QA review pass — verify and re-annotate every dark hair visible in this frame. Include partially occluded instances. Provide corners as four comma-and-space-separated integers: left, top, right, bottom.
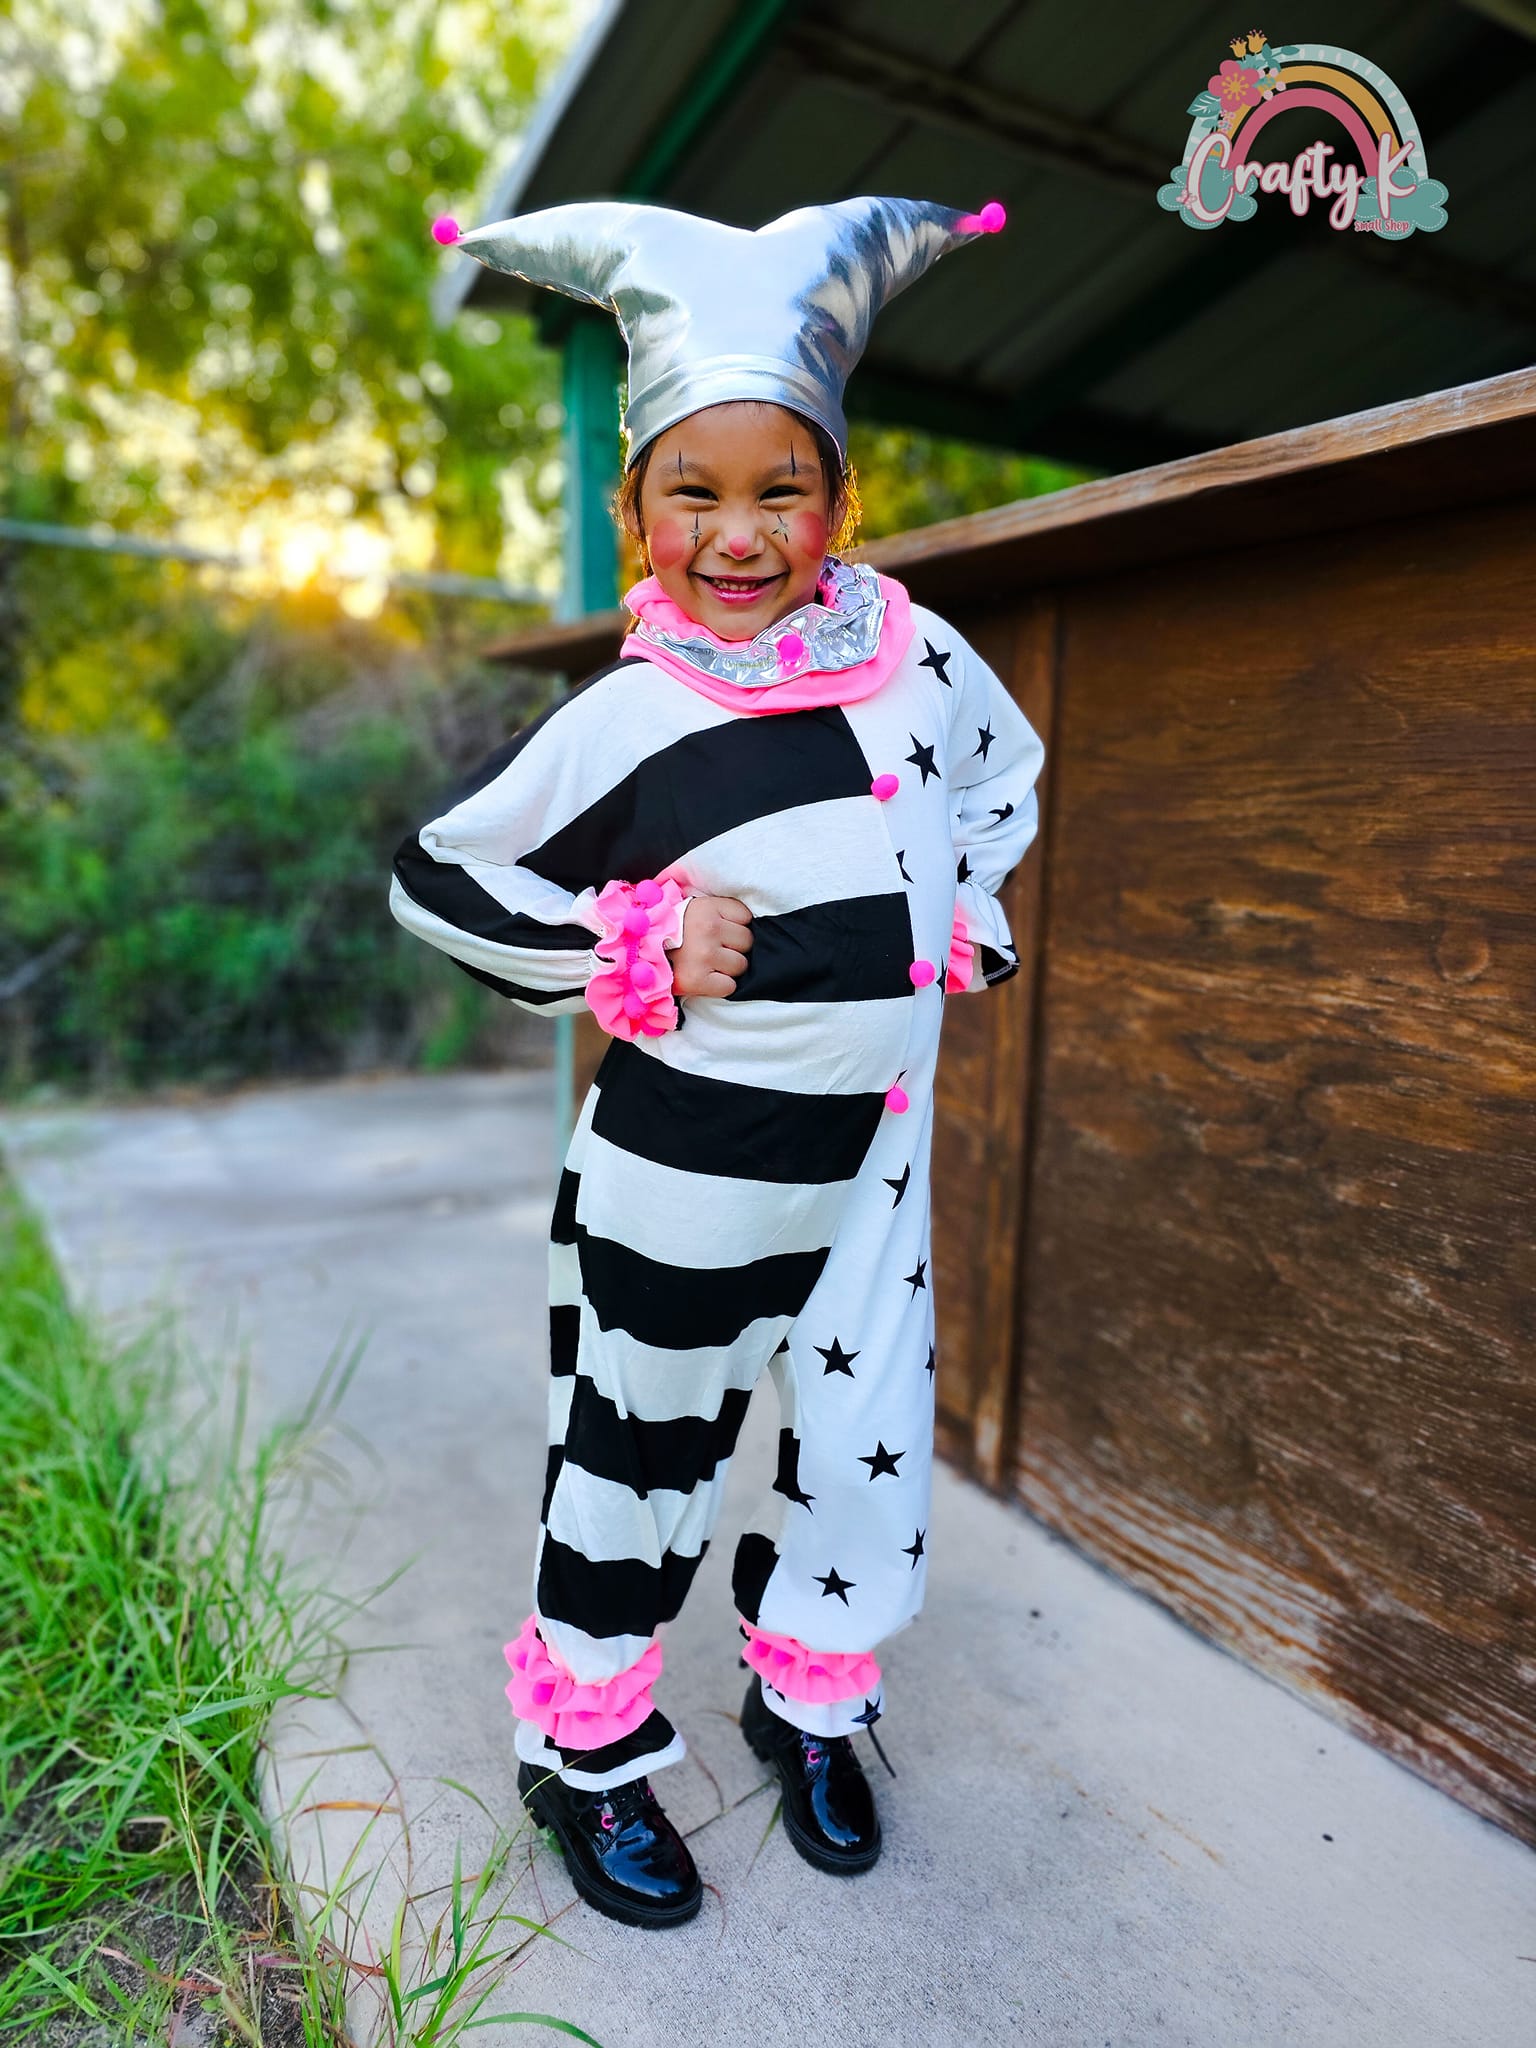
611, 403, 855, 564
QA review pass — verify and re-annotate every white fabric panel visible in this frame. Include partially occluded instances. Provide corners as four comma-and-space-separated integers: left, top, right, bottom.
566, 1303, 788, 1423
545, 1458, 730, 1565
681, 794, 900, 914
574, 1129, 851, 1269
647, 993, 912, 1094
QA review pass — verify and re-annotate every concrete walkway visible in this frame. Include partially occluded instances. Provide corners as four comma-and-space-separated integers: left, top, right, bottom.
3, 1069, 1532, 2048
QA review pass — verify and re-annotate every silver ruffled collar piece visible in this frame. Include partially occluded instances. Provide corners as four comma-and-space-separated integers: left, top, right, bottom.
629, 558, 887, 687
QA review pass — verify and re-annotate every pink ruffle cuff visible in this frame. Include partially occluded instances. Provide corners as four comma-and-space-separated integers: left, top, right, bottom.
504, 1614, 663, 1750
585, 874, 690, 1041
948, 907, 975, 992
738, 1618, 882, 1705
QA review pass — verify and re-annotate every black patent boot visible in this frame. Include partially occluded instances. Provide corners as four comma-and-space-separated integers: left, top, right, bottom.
518, 1761, 702, 1928
740, 1673, 882, 1874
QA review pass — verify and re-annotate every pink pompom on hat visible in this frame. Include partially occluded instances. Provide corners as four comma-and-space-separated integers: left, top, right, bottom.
504, 1614, 663, 1750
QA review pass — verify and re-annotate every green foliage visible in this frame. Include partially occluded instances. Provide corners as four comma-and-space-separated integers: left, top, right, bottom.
0, 591, 558, 1097
0, 1168, 605, 2044
849, 422, 1095, 541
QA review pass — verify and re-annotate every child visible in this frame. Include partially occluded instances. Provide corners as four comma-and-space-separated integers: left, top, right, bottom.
390, 196, 1046, 1929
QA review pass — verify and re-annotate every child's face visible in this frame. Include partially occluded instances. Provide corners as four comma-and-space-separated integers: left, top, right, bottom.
635, 402, 834, 640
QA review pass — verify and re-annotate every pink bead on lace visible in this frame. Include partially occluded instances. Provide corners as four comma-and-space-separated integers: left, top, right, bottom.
585, 874, 690, 1041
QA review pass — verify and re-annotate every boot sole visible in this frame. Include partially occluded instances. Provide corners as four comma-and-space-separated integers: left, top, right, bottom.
520, 1772, 703, 1929
745, 1730, 883, 1875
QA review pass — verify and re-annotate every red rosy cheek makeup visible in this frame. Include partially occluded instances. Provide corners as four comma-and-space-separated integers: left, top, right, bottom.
647, 518, 687, 571
792, 511, 829, 559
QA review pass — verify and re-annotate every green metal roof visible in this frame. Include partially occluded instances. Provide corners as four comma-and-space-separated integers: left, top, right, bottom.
434, 0, 1536, 472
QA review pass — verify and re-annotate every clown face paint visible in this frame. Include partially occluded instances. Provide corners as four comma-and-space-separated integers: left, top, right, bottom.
635, 402, 835, 642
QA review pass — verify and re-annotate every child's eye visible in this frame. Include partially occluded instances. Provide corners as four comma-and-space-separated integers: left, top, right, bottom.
762, 484, 808, 500
670, 484, 716, 500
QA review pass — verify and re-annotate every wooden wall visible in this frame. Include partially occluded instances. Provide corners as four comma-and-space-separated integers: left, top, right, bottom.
940, 495, 1536, 1847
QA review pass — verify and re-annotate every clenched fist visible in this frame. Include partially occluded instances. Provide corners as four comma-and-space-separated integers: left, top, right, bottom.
667, 895, 753, 999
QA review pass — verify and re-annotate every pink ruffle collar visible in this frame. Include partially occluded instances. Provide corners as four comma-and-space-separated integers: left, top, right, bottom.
619, 568, 914, 716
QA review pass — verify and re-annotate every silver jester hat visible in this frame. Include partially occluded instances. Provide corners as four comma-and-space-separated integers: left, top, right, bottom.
431, 196, 1006, 465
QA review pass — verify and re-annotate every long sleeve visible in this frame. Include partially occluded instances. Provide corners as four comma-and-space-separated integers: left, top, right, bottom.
387, 696, 618, 1015
942, 624, 1047, 992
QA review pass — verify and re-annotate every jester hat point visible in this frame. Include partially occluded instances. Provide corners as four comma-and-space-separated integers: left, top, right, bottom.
431, 196, 1006, 466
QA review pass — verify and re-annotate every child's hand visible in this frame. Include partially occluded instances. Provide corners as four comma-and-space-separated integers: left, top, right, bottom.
667, 895, 753, 999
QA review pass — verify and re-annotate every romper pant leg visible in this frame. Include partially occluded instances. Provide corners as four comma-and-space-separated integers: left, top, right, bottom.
731, 1057, 940, 1739
508, 1040, 886, 1791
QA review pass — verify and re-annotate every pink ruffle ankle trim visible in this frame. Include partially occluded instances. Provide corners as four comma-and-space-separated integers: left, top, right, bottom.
504, 1616, 663, 1749
585, 874, 690, 1041
948, 907, 975, 993
738, 1619, 882, 1705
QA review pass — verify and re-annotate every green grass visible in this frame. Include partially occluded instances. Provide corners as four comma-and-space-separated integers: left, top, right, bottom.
0, 1168, 605, 2045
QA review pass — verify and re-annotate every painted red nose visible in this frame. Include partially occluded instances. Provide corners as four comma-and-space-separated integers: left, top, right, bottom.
725, 536, 752, 559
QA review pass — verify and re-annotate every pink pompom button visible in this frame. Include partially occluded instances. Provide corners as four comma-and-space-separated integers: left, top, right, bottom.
632, 878, 663, 908
776, 629, 807, 676
430, 215, 460, 245
629, 958, 657, 991
885, 1084, 910, 1115
909, 959, 936, 987
871, 773, 899, 801
621, 906, 650, 937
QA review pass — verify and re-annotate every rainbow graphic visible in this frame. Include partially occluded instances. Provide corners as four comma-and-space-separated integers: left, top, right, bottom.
1157, 33, 1449, 235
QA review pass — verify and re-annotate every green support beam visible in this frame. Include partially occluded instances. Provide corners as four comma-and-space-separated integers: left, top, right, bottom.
560, 312, 624, 621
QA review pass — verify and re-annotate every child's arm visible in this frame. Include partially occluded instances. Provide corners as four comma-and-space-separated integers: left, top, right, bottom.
389, 688, 750, 1035
942, 627, 1047, 992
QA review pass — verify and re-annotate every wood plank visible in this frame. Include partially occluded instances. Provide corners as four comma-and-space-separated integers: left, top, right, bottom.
1013, 495, 1536, 1841
483, 370, 1536, 673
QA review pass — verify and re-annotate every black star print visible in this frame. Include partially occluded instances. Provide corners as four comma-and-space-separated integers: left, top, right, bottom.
816, 1566, 855, 1604
937, 961, 948, 994
852, 1697, 883, 1726
815, 1336, 859, 1378
903, 1257, 928, 1298
902, 1528, 927, 1567
918, 640, 953, 686
883, 1162, 911, 1207
974, 724, 995, 762
905, 735, 940, 786
858, 1440, 905, 1480
990, 800, 1014, 823
896, 848, 913, 885
925, 1342, 936, 1378
774, 1429, 816, 1510
956, 852, 972, 884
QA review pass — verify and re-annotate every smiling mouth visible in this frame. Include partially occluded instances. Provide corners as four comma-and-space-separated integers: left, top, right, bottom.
693, 570, 787, 601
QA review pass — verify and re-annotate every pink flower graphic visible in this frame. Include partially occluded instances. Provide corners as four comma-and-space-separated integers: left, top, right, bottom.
1209, 59, 1263, 111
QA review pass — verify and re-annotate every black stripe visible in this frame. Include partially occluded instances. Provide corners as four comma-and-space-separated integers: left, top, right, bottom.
523, 704, 876, 896
537, 1532, 707, 1639
561, 1377, 752, 1497
732, 1532, 779, 1626
394, 840, 598, 958
549, 1305, 579, 1376
591, 1037, 883, 1183
541, 1444, 564, 1521
429, 957, 577, 1006
547, 1707, 680, 1773
551, 1168, 579, 1246
729, 894, 915, 1004
979, 943, 1020, 987
575, 1219, 828, 1350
